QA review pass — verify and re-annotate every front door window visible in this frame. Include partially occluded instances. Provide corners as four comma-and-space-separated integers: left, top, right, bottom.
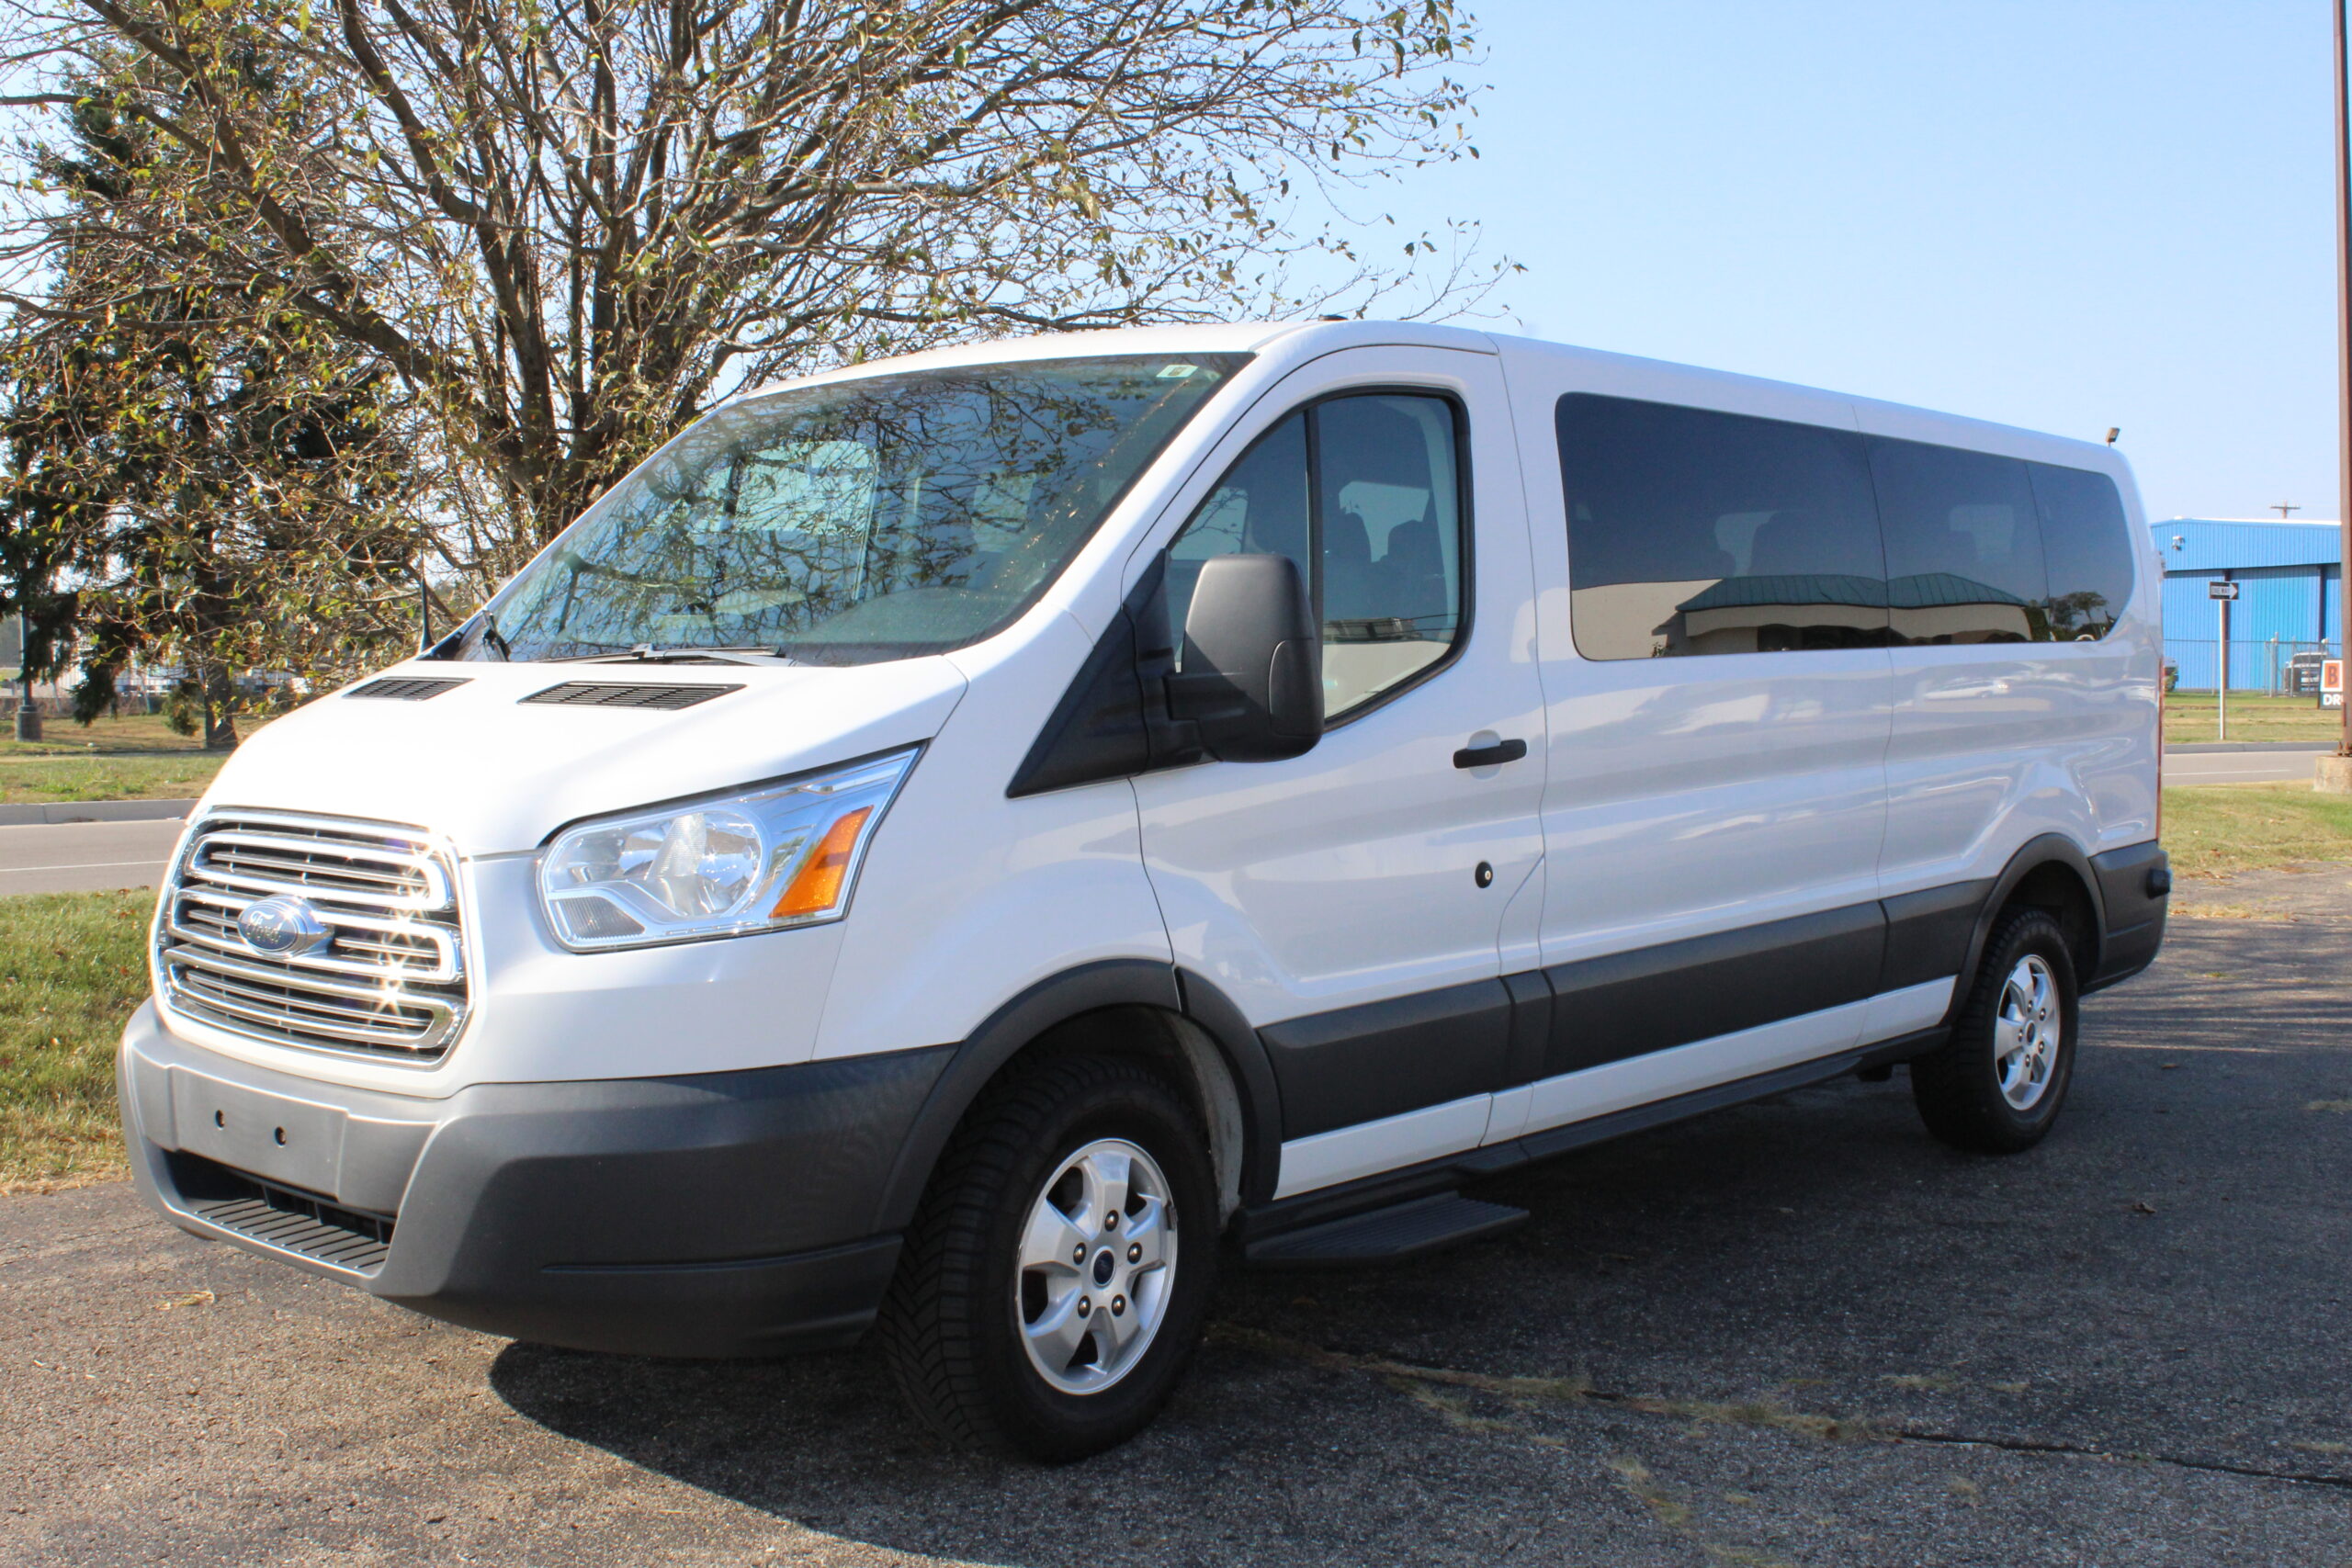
1166, 393, 1465, 718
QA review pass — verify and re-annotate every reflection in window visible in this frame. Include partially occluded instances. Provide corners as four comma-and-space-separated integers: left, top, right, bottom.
467, 355, 1244, 664
1555, 395, 1886, 660
1869, 438, 2051, 644
1167, 393, 1464, 719
2028, 462, 2134, 640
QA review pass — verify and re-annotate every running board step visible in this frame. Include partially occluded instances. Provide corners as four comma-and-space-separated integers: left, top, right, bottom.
1243, 1194, 1528, 1269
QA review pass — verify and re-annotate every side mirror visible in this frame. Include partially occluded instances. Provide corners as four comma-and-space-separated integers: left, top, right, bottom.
1166, 554, 1322, 761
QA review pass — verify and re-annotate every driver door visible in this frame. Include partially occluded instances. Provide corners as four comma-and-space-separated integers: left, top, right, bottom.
1130, 344, 1547, 1198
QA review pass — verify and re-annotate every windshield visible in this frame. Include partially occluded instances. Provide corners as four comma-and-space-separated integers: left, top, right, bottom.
442, 353, 1247, 665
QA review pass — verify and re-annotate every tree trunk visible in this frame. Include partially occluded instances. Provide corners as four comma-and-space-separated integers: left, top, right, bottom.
199, 660, 239, 750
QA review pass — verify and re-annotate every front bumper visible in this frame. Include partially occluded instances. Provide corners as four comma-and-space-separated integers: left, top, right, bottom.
119, 1002, 953, 1357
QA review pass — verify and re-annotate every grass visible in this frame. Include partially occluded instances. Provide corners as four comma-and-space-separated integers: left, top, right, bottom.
0, 710, 262, 803
0, 752, 228, 805
2164, 693, 2346, 747
4, 710, 214, 753
0, 889, 150, 1190
2162, 783, 2352, 880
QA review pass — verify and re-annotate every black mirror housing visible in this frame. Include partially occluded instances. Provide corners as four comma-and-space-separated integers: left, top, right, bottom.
1167, 553, 1322, 761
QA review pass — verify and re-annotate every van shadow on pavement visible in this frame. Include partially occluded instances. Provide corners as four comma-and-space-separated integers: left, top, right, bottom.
488, 920, 2352, 1567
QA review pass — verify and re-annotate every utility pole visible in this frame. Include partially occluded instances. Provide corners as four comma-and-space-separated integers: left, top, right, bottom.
2335, 0, 2352, 774
2273, 502, 2301, 517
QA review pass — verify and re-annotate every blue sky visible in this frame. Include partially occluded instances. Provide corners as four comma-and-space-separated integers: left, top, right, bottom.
1369, 0, 2339, 524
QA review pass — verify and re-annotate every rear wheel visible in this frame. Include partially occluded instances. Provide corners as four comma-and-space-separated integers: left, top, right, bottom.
877, 1054, 1217, 1460
1911, 907, 2079, 1153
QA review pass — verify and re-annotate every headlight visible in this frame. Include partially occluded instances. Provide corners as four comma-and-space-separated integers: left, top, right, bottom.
537, 748, 918, 951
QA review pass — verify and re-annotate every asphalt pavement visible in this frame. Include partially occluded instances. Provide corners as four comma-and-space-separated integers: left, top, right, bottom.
0, 818, 186, 897
4, 866, 2348, 1566
2162, 747, 2334, 784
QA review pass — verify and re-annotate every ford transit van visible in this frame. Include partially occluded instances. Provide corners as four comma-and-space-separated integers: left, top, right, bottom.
118, 321, 2168, 1458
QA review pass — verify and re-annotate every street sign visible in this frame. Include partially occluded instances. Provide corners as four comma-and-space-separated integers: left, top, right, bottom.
2208, 580, 2240, 601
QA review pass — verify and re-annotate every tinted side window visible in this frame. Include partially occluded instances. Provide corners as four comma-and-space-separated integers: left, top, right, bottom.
1556, 394, 1886, 660
1166, 411, 1310, 634
2028, 462, 2134, 640
1315, 395, 1464, 712
1168, 394, 1466, 719
1869, 437, 2050, 644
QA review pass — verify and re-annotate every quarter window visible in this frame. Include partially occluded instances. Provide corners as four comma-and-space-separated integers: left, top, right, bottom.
2027, 462, 2134, 640
1169, 393, 1466, 719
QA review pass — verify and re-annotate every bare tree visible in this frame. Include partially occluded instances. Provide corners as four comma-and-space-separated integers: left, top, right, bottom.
0, 0, 1498, 571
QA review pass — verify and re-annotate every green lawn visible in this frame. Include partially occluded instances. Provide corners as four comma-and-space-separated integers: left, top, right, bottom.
0, 752, 228, 805
0, 710, 258, 803
2161, 783, 2352, 880
0, 890, 149, 1190
4, 710, 216, 753
2164, 693, 2346, 747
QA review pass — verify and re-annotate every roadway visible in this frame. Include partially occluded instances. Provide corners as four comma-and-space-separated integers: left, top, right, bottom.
0, 818, 186, 897
2163, 746, 2334, 784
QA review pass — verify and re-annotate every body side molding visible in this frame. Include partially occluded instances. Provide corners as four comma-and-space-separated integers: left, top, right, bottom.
1238, 1024, 1951, 1248
1259, 978, 1514, 1139
1540, 901, 1887, 1076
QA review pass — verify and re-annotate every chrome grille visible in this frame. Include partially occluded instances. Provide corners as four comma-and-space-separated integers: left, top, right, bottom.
158, 810, 468, 1059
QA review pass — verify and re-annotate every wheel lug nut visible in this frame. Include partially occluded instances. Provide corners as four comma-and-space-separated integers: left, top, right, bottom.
1078, 1296, 1091, 1317
1111, 1295, 1125, 1316
1072, 1245, 1086, 1264
1104, 1212, 1118, 1231
1127, 1244, 1141, 1263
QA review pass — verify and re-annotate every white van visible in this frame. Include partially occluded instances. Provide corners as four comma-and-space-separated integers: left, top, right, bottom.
118, 321, 2168, 1458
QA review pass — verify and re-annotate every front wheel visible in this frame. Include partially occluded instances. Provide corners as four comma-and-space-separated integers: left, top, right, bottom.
1911, 907, 2080, 1153
877, 1054, 1218, 1460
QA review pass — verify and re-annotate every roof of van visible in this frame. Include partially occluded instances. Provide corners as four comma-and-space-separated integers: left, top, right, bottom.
731, 320, 2121, 468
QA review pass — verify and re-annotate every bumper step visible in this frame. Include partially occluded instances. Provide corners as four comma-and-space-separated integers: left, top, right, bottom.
1243, 1193, 1527, 1269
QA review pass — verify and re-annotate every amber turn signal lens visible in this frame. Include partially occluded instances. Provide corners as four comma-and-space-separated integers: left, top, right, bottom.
772, 807, 874, 918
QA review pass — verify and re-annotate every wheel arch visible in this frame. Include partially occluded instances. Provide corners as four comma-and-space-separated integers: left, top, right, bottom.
868, 961, 1283, 1236
1944, 834, 2106, 1024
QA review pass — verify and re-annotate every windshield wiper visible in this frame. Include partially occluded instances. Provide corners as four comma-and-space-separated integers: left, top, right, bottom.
547, 644, 791, 665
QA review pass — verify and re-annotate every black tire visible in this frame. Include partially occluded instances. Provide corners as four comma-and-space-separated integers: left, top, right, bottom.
1911, 907, 2080, 1154
876, 1054, 1218, 1461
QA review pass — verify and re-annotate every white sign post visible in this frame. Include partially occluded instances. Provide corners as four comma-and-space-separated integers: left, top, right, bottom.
2210, 580, 2239, 740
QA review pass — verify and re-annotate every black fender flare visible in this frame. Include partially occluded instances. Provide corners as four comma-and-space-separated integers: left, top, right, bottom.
1942, 833, 2106, 1025
866, 960, 1283, 1234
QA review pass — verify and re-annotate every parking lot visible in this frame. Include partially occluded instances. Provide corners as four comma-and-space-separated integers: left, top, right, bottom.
4, 869, 2348, 1568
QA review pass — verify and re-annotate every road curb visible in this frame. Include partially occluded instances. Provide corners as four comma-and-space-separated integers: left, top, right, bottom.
2165, 741, 2336, 754
0, 798, 196, 827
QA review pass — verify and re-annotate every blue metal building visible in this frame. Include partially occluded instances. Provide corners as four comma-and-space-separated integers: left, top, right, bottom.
2148, 518, 2343, 691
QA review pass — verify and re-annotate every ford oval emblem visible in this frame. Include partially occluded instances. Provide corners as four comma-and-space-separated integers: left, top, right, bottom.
238, 895, 331, 956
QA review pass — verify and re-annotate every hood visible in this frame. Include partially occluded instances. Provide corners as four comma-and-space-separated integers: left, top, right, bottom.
200, 658, 969, 853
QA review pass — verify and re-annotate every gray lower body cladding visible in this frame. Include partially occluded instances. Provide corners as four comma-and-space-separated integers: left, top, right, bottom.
118, 1003, 951, 1357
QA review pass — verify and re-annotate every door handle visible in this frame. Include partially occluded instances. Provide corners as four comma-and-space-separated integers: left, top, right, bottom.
1453, 737, 1528, 769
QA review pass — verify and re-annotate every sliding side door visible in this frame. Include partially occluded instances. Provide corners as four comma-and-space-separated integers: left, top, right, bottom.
1502, 368, 1899, 1143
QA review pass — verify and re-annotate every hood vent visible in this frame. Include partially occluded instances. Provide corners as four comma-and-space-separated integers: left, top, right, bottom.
521, 682, 744, 711
347, 677, 470, 701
